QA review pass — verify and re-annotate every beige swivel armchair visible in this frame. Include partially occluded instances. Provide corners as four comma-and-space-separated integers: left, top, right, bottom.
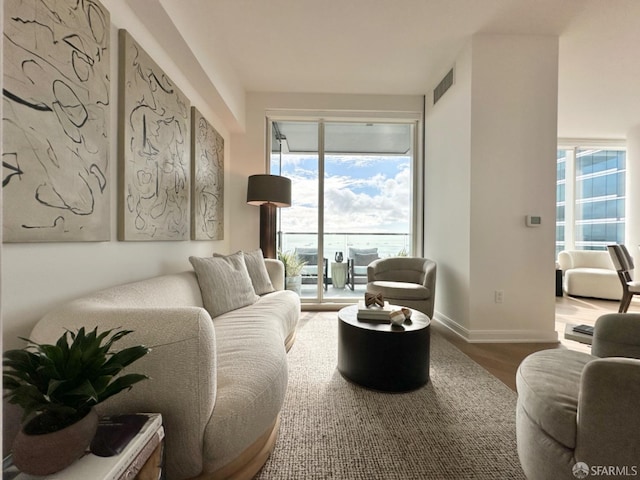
516, 313, 640, 480
366, 256, 437, 317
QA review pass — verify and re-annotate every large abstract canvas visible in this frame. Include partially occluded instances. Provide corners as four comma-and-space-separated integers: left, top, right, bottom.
191, 107, 224, 240
118, 29, 190, 241
2, 0, 111, 242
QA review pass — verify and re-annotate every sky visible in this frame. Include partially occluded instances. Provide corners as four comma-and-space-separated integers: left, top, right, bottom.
274, 153, 411, 234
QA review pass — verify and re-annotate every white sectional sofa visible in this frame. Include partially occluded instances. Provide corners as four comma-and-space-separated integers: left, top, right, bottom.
557, 249, 622, 300
30, 253, 300, 480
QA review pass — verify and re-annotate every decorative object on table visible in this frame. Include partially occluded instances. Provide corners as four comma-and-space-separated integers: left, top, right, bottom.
3, 327, 150, 475
278, 250, 307, 295
191, 107, 224, 241
401, 307, 412, 320
389, 309, 406, 326
118, 29, 190, 241
247, 174, 292, 258
3, 0, 111, 242
364, 292, 385, 308
335, 252, 344, 263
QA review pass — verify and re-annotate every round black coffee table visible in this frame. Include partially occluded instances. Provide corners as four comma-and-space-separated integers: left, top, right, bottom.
337, 304, 431, 392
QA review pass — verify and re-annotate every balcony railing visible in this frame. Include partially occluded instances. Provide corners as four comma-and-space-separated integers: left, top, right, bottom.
278, 231, 411, 263
278, 232, 411, 299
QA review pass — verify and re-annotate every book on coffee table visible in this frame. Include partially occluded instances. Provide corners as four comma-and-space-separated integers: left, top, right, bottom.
357, 300, 399, 321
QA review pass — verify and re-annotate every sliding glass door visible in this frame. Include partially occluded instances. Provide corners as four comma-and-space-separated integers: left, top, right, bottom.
270, 118, 417, 304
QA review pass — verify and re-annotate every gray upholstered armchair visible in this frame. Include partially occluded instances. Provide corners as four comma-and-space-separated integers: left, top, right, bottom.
365, 256, 437, 317
516, 313, 640, 480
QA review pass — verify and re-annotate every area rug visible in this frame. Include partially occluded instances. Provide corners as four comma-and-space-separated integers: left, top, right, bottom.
255, 311, 526, 479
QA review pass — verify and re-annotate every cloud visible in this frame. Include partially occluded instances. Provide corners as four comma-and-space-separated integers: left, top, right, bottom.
281, 158, 411, 234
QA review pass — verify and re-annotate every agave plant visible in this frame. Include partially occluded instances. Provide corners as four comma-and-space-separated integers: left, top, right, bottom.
3, 327, 150, 434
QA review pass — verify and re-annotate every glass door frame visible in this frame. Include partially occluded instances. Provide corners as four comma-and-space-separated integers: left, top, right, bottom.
266, 111, 424, 306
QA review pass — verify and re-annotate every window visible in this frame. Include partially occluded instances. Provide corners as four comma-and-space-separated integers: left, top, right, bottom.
268, 118, 420, 303
556, 146, 626, 256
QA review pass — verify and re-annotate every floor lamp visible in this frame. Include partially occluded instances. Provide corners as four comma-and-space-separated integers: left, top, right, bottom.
246, 174, 292, 259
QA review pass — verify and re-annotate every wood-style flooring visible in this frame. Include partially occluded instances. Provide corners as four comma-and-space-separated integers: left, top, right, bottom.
434, 296, 640, 391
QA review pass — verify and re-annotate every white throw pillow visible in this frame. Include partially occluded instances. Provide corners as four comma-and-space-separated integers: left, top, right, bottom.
189, 252, 259, 318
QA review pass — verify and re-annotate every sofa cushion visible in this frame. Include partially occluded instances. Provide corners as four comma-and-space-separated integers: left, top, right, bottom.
202, 289, 299, 471
367, 280, 429, 300
354, 252, 380, 266
563, 268, 621, 300
190, 253, 259, 318
516, 349, 594, 449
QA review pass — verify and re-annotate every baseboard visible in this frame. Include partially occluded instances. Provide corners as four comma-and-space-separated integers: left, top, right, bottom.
434, 312, 559, 344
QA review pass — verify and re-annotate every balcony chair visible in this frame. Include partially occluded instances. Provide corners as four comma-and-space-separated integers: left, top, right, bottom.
607, 244, 640, 313
346, 247, 380, 290
365, 256, 437, 317
516, 313, 640, 480
294, 247, 328, 291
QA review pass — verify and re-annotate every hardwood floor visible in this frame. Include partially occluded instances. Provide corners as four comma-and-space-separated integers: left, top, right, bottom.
435, 296, 640, 391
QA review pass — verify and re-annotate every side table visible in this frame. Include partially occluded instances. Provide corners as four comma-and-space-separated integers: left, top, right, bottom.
4, 413, 164, 480
555, 269, 563, 297
331, 262, 347, 289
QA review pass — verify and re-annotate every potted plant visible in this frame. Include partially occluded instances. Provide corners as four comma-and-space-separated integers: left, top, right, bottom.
278, 250, 307, 295
3, 326, 150, 475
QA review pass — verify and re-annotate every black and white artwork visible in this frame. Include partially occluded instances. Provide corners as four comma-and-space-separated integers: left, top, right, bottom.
118, 29, 190, 241
2, 0, 111, 242
191, 107, 224, 240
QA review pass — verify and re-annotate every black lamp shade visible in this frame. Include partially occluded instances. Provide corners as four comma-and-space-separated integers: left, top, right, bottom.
246, 174, 291, 207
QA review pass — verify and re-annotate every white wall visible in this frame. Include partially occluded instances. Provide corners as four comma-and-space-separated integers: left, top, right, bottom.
1, 2, 232, 350
426, 34, 559, 342
229, 92, 425, 254
424, 43, 473, 331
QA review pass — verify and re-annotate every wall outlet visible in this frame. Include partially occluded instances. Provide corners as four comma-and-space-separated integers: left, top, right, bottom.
494, 290, 504, 303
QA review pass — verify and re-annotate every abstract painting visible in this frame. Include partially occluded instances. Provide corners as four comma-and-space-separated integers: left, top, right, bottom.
191, 107, 224, 240
3, 0, 111, 242
118, 29, 190, 241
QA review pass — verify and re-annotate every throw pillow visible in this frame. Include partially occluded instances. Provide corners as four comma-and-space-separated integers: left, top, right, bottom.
189, 252, 259, 318
243, 249, 275, 295
354, 252, 380, 266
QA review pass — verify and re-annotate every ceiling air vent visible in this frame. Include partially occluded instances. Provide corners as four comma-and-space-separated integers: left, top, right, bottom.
433, 68, 454, 105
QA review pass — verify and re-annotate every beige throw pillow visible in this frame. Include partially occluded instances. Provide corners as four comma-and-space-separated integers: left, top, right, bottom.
213, 249, 275, 295
243, 249, 275, 295
189, 252, 259, 318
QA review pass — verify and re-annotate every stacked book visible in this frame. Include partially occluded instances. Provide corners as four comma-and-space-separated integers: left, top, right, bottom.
572, 324, 594, 336
357, 300, 399, 322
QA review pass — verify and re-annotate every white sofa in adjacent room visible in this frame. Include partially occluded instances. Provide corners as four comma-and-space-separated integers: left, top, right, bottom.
557, 249, 622, 300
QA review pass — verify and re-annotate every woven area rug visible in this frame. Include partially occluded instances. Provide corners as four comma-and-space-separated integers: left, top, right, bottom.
255, 311, 526, 479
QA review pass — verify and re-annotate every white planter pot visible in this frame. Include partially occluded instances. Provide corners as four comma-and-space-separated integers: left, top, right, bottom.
285, 275, 302, 295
